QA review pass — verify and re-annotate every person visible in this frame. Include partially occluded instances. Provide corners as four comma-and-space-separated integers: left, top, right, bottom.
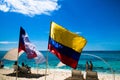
13, 61, 21, 73
25, 64, 31, 74
89, 61, 93, 71
21, 62, 25, 67
0, 60, 4, 68
86, 61, 89, 71
21, 62, 31, 74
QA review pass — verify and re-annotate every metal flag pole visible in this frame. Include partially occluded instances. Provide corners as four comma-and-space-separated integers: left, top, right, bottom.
36, 64, 38, 74
15, 51, 19, 80
45, 50, 48, 80
45, 21, 52, 80
16, 26, 22, 80
15, 27, 22, 80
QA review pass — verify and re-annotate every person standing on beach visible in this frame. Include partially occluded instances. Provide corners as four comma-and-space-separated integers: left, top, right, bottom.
86, 61, 89, 71
89, 61, 93, 71
0, 60, 4, 68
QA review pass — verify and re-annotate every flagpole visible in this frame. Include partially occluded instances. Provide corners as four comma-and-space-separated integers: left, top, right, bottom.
36, 63, 39, 80
36, 64, 38, 74
45, 50, 48, 80
15, 50, 19, 80
16, 27, 22, 80
16, 27, 23, 80
45, 21, 52, 80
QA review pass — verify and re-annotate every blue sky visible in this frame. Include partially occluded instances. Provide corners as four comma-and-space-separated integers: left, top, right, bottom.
0, 0, 120, 51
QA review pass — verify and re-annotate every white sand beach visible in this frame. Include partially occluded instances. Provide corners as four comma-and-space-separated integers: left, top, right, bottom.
0, 68, 119, 80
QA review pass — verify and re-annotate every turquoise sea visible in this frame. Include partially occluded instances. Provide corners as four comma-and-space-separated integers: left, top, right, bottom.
0, 51, 120, 74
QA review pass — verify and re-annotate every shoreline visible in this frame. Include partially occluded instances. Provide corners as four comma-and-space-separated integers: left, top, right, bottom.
4, 66, 118, 73
0, 68, 119, 80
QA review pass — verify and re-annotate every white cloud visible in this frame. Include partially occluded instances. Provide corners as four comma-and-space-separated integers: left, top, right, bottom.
0, 0, 60, 17
0, 41, 17, 44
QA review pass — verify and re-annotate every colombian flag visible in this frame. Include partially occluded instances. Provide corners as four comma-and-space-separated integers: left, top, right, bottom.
48, 22, 87, 69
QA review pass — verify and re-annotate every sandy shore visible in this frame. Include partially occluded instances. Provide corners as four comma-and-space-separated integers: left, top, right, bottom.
0, 68, 119, 80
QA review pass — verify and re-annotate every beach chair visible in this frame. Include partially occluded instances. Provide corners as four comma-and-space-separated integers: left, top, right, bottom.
86, 71, 99, 80
65, 69, 84, 80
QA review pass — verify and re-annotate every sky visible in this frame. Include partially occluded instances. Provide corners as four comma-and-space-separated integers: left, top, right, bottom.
0, 0, 120, 51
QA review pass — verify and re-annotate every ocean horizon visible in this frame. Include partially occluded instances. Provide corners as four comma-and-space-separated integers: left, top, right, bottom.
0, 50, 120, 74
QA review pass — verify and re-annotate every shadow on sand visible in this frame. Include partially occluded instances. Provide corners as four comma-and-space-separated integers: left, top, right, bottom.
4, 72, 47, 78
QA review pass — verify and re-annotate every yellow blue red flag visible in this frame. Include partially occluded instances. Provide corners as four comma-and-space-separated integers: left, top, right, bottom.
48, 22, 87, 69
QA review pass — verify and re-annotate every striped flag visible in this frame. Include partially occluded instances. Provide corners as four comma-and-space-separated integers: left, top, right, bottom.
48, 22, 87, 69
18, 27, 37, 59
18, 27, 46, 63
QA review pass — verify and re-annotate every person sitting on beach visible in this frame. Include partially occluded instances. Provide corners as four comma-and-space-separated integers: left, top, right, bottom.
13, 61, 20, 73
21, 62, 31, 74
0, 60, 4, 68
21, 62, 25, 67
89, 61, 93, 71
25, 64, 31, 73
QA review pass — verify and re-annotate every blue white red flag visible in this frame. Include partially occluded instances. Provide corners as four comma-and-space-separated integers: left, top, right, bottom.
34, 50, 46, 64
18, 27, 37, 59
18, 27, 46, 64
